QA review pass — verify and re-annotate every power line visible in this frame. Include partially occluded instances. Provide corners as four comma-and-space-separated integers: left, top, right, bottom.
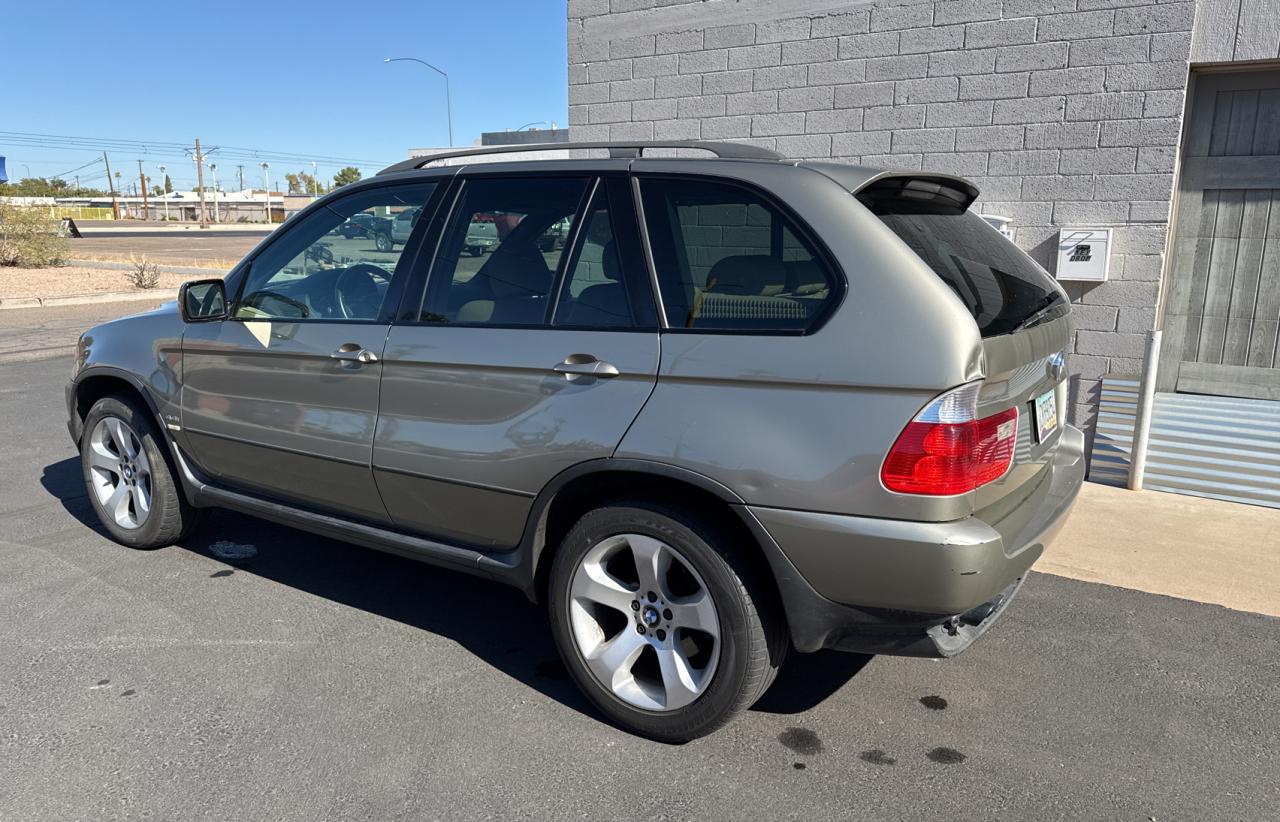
0, 130, 393, 168
49, 157, 104, 179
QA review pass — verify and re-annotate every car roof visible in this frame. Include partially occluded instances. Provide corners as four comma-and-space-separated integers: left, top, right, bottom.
370, 141, 978, 207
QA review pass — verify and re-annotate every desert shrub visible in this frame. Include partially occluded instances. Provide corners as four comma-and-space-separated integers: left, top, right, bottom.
0, 204, 68, 267
128, 257, 162, 289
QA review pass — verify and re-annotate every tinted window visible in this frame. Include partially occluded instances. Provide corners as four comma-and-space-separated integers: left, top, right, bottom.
236, 183, 434, 321
553, 187, 633, 328
422, 177, 589, 325
859, 185, 1067, 337
639, 177, 835, 331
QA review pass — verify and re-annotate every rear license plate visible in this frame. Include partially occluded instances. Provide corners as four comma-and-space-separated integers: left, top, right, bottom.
1033, 389, 1058, 443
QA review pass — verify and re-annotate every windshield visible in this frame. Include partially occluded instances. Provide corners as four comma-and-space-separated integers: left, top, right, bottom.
861, 192, 1067, 337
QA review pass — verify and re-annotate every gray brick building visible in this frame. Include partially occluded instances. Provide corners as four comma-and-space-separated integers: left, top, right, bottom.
566, 0, 1280, 468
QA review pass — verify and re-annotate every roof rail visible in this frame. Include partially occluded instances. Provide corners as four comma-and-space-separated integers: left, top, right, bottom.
378, 140, 784, 175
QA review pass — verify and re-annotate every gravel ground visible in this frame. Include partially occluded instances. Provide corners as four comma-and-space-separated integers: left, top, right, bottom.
0, 265, 191, 299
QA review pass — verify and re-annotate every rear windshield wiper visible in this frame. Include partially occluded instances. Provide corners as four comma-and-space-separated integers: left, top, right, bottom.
1011, 295, 1065, 334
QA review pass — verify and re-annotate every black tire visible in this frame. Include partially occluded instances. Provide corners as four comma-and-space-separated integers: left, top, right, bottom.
373, 231, 392, 253
80, 394, 206, 550
548, 501, 785, 742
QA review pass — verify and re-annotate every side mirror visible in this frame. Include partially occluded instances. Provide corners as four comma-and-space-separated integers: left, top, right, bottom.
179, 279, 228, 323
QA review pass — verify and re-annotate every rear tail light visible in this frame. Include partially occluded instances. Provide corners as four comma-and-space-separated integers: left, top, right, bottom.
881, 383, 1018, 496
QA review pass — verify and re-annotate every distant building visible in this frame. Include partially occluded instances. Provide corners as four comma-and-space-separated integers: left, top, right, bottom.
57, 190, 287, 222
480, 126, 569, 146
408, 124, 571, 165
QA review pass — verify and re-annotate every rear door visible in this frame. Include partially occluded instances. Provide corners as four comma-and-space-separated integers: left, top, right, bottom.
180, 181, 439, 522
858, 181, 1072, 517
373, 171, 660, 548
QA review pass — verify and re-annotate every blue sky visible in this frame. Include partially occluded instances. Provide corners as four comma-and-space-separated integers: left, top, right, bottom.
1, 0, 568, 190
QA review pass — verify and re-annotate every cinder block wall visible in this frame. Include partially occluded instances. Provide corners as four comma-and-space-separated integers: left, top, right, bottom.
568, 0, 1203, 440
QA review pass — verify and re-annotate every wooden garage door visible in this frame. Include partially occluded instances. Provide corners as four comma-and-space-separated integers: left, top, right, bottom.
1160, 70, 1280, 400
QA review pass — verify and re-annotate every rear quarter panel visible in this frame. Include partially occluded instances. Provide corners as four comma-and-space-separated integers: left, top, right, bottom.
619, 161, 989, 521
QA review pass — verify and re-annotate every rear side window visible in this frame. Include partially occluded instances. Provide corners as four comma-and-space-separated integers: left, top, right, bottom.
859, 182, 1067, 338
421, 177, 588, 325
639, 177, 836, 331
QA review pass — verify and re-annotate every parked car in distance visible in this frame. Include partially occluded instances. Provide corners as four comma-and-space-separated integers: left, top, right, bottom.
334, 212, 386, 239
463, 220, 498, 256
66, 140, 1083, 742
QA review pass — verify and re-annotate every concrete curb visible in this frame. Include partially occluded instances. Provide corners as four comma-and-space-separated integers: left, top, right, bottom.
67, 259, 227, 277
77, 224, 275, 235
0, 291, 174, 311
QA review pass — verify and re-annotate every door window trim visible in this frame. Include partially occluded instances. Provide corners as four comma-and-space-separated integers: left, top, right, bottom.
632, 172, 848, 337
227, 178, 448, 325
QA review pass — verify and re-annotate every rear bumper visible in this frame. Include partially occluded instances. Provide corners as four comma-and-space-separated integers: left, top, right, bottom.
741, 424, 1085, 656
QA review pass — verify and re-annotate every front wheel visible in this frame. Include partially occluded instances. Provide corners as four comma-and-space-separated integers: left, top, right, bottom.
548, 502, 784, 742
80, 394, 205, 549
373, 231, 392, 253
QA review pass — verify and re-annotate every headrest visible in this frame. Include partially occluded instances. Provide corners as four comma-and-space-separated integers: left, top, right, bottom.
707, 255, 786, 295
481, 245, 552, 299
601, 241, 621, 282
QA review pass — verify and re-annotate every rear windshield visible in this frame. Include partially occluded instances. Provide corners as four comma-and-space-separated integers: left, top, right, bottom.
860, 188, 1067, 338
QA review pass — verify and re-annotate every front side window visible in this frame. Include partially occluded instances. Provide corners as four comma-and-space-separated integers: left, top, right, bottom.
236, 183, 435, 321
421, 177, 589, 325
639, 177, 836, 331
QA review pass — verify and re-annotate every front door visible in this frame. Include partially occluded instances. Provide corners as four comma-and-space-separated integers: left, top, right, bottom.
373, 173, 661, 548
1160, 69, 1280, 399
180, 181, 439, 521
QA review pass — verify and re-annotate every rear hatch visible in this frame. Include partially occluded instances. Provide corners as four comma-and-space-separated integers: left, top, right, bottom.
857, 176, 1071, 520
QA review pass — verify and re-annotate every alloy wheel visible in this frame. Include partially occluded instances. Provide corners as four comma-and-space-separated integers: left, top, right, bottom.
86, 417, 153, 530
567, 533, 721, 712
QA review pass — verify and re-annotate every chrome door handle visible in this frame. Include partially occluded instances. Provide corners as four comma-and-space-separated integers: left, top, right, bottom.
553, 355, 619, 379
330, 344, 379, 364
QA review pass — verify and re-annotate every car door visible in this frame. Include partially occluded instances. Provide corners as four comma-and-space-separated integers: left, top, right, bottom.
373, 171, 661, 548
180, 181, 441, 522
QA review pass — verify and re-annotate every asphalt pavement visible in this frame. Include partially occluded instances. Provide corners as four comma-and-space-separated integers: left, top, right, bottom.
0, 299, 169, 364
1, 352, 1277, 820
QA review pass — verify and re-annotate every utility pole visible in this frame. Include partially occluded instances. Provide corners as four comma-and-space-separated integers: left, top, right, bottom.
237, 165, 245, 191
194, 138, 209, 229
137, 159, 150, 221
103, 152, 120, 220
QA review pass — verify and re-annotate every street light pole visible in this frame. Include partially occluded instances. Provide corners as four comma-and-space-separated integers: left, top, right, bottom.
260, 162, 271, 224
157, 164, 169, 222
311, 160, 318, 197
208, 163, 220, 223
384, 56, 453, 147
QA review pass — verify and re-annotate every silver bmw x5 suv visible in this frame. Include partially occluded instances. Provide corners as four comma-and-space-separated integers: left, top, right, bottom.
67, 141, 1083, 741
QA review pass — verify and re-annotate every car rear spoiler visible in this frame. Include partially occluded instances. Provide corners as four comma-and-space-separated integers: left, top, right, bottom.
801, 163, 980, 213
854, 172, 980, 212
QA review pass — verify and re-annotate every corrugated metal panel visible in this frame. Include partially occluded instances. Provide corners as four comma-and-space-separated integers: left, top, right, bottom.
1089, 375, 1280, 509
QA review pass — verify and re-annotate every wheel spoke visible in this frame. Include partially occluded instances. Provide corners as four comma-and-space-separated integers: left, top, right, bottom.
106, 418, 132, 458
628, 534, 672, 599
571, 561, 636, 616
87, 439, 121, 473
105, 482, 132, 526
668, 590, 720, 639
131, 482, 152, 519
585, 628, 646, 690
655, 645, 702, 710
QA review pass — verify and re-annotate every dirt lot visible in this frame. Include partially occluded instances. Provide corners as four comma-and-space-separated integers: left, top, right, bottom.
0, 266, 192, 300
69, 230, 264, 268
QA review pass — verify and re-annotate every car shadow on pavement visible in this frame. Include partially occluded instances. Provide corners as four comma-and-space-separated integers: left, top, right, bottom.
40, 456, 870, 724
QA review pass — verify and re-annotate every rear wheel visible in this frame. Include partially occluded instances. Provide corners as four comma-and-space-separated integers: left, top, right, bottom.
80, 394, 205, 549
373, 231, 392, 253
548, 502, 784, 742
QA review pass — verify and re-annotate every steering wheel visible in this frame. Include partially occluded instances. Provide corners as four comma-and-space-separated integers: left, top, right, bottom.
335, 263, 391, 319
